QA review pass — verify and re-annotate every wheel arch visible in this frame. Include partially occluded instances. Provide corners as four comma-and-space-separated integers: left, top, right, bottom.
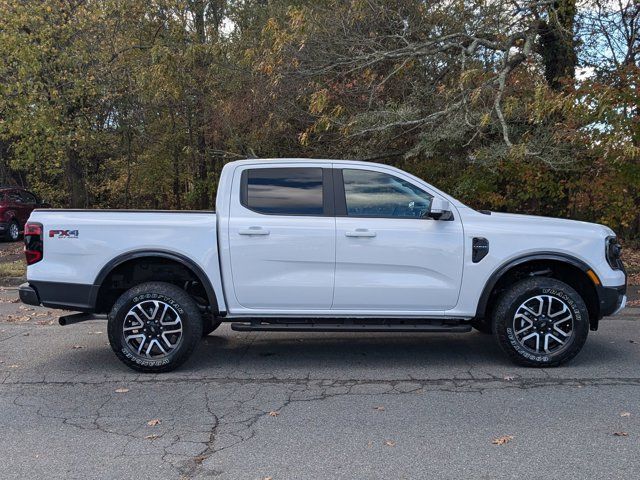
92, 249, 220, 315
475, 252, 601, 330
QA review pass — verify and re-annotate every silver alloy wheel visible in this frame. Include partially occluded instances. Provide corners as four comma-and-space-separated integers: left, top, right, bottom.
9, 222, 19, 240
512, 294, 574, 355
122, 300, 183, 358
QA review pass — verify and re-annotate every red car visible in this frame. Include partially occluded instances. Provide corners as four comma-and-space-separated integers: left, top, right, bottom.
0, 187, 49, 242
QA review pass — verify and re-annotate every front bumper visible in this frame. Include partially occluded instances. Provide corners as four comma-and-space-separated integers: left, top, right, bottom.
598, 284, 627, 318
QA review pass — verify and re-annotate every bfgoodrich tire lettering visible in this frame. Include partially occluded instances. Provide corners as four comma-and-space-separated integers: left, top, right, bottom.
108, 282, 202, 373
493, 277, 589, 367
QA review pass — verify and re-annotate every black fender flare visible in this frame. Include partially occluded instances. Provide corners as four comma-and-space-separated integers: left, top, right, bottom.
475, 252, 597, 319
91, 249, 219, 313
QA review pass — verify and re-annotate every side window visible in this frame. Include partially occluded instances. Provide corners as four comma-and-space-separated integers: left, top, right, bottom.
342, 169, 432, 218
241, 167, 324, 216
20, 191, 37, 205
8, 191, 23, 204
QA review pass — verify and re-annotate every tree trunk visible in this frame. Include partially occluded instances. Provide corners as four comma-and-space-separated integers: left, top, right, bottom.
538, 0, 577, 90
66, 148, 86, 208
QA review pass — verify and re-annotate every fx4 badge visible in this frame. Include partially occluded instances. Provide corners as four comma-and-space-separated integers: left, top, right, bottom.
49, 229, 79, 239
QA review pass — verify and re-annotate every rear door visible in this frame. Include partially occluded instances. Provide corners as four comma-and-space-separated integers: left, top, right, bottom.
6, 190, 24, 224
332, 166, 464, 312
227, 164, 336, 310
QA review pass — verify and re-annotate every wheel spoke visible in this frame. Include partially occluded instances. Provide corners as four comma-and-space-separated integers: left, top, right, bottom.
548, 303, 568, 318
160, 333, 177, 349
514, 315, 533, 335
553, 314, 572, 325
513, 294, 574, 356
548, 333, 565, 345
123, 300, 183, 359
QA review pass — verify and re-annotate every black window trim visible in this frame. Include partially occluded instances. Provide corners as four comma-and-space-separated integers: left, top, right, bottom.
334, 167, 444, 220
240, 167, 335, 217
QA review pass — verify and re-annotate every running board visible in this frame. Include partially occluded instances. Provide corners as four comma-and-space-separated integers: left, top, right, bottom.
230, 318, 471, 333
59, 312, 107, 326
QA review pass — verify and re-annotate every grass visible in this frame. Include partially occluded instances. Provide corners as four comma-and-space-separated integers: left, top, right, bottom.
0, 259, 26, 279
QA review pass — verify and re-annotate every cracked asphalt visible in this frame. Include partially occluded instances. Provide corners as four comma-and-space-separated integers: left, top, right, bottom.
0, 288, 639, 479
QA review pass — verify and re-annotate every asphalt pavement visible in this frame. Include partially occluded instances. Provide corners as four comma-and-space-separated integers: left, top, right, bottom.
0, 287, 639, 479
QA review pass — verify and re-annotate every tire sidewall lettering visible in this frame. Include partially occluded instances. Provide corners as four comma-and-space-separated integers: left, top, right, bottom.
132, 293, 184, 315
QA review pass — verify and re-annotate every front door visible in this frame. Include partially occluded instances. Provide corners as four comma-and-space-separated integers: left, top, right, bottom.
332, 166, 464, 312
228, 164, 336, 310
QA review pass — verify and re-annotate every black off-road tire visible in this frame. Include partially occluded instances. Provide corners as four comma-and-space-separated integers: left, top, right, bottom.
493, 277, 589, 367
5, 220, 20, 242
202, 316, 223, 337
108, 282, 203, 373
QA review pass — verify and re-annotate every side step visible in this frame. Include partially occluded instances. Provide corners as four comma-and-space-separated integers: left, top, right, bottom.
59, 312, 107, 326
230, 318, 471, 333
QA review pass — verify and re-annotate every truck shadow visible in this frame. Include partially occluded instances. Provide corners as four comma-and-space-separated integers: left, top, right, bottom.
187, 329, 622, 373
36, 328, 624, 375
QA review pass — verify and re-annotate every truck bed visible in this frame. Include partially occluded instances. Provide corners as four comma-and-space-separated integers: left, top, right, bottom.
26, 209, 223, 311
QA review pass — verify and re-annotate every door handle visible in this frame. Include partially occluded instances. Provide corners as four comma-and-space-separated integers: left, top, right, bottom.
239, 226, 270, 236
345, 229, 376, 238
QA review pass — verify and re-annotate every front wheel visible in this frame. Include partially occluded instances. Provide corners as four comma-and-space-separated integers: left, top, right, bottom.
5, 220, 19, 242
493, 277, 589, 367
107, 282, 203, 373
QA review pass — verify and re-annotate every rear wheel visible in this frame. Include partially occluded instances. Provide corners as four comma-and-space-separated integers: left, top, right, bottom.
107, 282, 202, 373
493, 277, 589, 367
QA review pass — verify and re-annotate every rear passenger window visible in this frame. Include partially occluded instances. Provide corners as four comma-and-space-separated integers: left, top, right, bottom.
8, 191, 22, 204
241, 168, 324, 216
20, 191, 37, 205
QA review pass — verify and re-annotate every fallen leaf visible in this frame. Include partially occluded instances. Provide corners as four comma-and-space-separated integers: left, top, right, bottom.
21, 332, 29, 336
9, 364, 19, 368
262, 477, 273, 480
115, 387, 129, 393
503, 376, 515, 381
90, 331, 103, 335
268, 411, 279, 417
72, 345, 84, 349
145, 434, 159, 440
492, 435, 514, 445
613, 431, 629, 437
147, 419, 161, 426
373, 406, 385, 411
194, 456, 206, 465
620, 412, 631, 417
384, 440, 396, 447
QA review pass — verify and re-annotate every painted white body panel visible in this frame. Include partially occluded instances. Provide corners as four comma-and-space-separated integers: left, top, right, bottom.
331, 164, 464, 312
27, 210, 227, 312
28, 158, 626, 318
227, 162, 335, 310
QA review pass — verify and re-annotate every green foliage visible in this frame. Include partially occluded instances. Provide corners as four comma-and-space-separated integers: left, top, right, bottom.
0, 0, 638, 239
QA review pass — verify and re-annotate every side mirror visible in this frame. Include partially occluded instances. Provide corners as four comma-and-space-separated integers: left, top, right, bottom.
428, 197, 452, 220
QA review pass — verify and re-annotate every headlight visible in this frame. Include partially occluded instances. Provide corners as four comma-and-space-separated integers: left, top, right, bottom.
605, 236, 623, 270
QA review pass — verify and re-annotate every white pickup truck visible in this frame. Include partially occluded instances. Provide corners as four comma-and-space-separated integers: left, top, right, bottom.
19, 159, 627, 372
